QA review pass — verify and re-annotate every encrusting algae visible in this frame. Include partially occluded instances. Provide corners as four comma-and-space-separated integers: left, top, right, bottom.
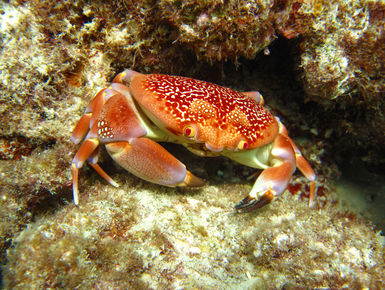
4, 176, 385, 288
0, 0, 385, 288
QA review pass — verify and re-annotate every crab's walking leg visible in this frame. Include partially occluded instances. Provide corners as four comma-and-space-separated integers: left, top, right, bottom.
72, 137, 98, 205
106, 138, 205, 188
88, 147, 119, 190
71, 113, 92, 145
278, 124, 316, 206
71, 88, 121, 205
287, 138, 316, 206
72, 132, 118, 205
241, 91, 264, 105
113, 69, 141, 86
235, 132, 296, 212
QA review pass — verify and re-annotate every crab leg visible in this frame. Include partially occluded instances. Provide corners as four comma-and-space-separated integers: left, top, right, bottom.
241, 91, 264, 105
277, 123, 316, 206
72, 137, 99, 205
71, 113, 92, 145
72, 133, 118, 205
105, 137, 205, 188
287, 138, 316, 206
72, 80, 204, 205
71, 88, 122, 205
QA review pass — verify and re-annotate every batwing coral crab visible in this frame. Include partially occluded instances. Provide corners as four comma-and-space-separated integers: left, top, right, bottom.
71, 70, 316, 212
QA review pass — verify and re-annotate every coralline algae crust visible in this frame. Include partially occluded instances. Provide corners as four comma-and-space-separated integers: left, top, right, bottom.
4, 177, 385, 288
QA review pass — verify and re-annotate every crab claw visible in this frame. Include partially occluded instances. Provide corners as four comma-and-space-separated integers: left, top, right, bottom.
235, 189, 275, 212
235, 132, 296, 212
235, 121, 316, 212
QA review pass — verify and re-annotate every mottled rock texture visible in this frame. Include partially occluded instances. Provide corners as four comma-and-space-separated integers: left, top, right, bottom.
1, 0, 384, 287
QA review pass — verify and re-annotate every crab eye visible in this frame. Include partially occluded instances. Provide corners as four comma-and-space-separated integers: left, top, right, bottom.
183, 125, 196, 138
237, 140, 248, 150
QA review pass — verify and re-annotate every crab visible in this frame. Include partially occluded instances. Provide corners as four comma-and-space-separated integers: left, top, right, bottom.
71, 70, 316, 212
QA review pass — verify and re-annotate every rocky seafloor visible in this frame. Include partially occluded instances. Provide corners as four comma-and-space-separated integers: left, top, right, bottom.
1, 0, 385, 288
4, 173, 385, 288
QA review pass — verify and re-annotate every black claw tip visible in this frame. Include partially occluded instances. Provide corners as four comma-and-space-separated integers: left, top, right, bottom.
235, 193, 273, 213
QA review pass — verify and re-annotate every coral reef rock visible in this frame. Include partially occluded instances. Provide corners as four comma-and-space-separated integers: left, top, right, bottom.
4, 177, 385, 288
1, 0, 385, 288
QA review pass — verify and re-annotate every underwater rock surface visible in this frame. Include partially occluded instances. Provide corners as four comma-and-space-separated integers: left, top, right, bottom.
4, 177, 385, 288
1, 0, 385, 288
1, 0, 384, 165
